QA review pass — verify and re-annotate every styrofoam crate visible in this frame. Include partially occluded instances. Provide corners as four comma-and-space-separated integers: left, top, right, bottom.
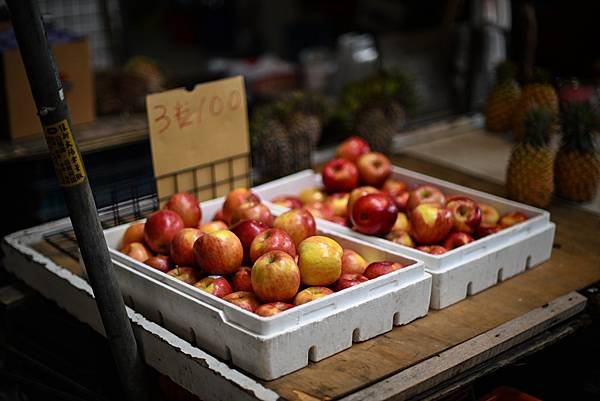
101, 199, 432, 380
250, 169, 556, 310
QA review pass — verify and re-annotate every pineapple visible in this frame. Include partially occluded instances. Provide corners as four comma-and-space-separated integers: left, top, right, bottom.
485, 61, 521, 133
279, 91, 326, 146
506, 106, 555, 208
513, 68, 559, 141
554, 101, 600, 202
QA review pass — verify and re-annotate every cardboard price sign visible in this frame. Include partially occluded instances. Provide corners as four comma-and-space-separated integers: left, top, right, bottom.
146, 76, 251, 202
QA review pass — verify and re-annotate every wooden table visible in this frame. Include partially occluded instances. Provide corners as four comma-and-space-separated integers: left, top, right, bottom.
2, 153, 599, 401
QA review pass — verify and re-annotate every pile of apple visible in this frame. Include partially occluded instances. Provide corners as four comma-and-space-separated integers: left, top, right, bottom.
269, 136, 530, 255
119, 190, 410, 317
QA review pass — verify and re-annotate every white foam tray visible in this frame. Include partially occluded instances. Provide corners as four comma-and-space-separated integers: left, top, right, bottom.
251, 169, 556, 310
102, 199, 432, 380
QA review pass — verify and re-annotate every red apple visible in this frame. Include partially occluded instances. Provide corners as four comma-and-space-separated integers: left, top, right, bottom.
170, 228, 203, 267
273, 208, 316, 246
382, 178, 408, 197
293, 286, 334, 305
255, 302, 295, 317
251, 251, 301, 302
385, 230, 415, 247
364, 261, 405, 279
391, 212, 410, 232
165, 192, 202, 228
443, 232, 475, 250
321, 158, 359, 193
223, 291, 261, 312
333, 273, 369, 291
144, 255, 172, 273
120, 242, 153, 262
271, 195, 303, 209
392, 191, 410, 212
144, 210, 185, 254
498, 211, 528, 228
416, 245, 448, 255
475, 224, 502, 238
410, 203, 453, 245
297, 236, 343, 286
231, 266, 253, 292
356, 152, 392, 187
249, 228, 296, 263
299, 187, 326, 205
303, 201, 335, 220
193, 230, 243, 275
167, 267, 201, 285
198, 220, 228, 234
341, 249, 368, 274
222, 188, 260, 224
407, 185, 446, 211
479, 203, 501, 226
230, 201, 274, 227
446, 196, 482, 234
229, 219, 269, 263
350, 193, 398, 235
121, 222, 145, 248
212, 209, 226, 222
336, 136, 370, 162
326, 193, 350, 217
194, 275, 233, 298
347, 186, 380, 217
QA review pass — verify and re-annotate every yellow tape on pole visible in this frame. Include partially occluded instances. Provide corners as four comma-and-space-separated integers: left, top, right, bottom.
43, 119, 86, 187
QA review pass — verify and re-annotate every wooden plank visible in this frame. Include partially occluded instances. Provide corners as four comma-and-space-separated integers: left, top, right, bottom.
339, 292, 586, 401
262, 154, 600, 401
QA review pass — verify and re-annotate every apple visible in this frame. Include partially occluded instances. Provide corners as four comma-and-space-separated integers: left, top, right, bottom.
410, 203, 453, 245
498, 211, 528, 228
303, 201, 335, 220
382, 178, 408, 197
407, 185, 446, 211
231, 266, 253, 292
341, 248, 368, 274
385, 230, 415, 247
194, 275, 233, 298
249, 228, 296, 263
230, 201, 273, 227
165, 192, 201, 228
297, 236, 343, 286
333, 273, 369, 291
350, 193, 398, 235
475, 224, 501, 238
198, 220, 228, 234
347, 186, 379, 217
443, 232, 475, 250
121, 222, 145, 248
255, 302, 295, 317
392, 212, 410, 232
223, 291, 261, 312
325, 216, 350, 226
326, 193, 350, 217
446, 196, 482, 233
167, 267, 201, 285
193, 230, 243, 275
144, 255, 172, 272
299, 187, 326, 205
212, 209, 226, 222
364, 261, 405, 279
293, 286, 334, 305
121, 242, 153, 262
321, 158, 359, 193
273, 208, 316, 246
229, 219, 269, 263
144, 210, 184, 254
356, 152, 392, 187
271, 195, 302, 209
479, 203, 500, 226
392, 191, 410, 212
416, 245, 448, 255
251, 251, 301, 302
222, 188, 260, 224
170, 228, 203, 267
336, 136, 370, 162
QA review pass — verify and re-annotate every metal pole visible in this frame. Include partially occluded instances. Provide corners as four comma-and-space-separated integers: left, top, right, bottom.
5, 2, 150, 400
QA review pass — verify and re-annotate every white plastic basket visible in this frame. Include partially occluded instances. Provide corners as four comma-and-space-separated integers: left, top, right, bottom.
251, 169, 556, 309
101, 199, 432, 380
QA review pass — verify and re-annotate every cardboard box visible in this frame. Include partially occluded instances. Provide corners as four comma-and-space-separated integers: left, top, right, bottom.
0, 28, 95, 140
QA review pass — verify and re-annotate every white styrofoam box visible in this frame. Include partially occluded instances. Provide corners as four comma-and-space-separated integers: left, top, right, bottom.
102, 200, 432, 380
251, 169, 556, 310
